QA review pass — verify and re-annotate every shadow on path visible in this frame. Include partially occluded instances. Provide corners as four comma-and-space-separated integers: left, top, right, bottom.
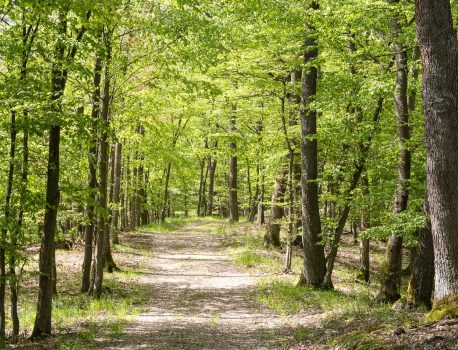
94, 221, 315, 350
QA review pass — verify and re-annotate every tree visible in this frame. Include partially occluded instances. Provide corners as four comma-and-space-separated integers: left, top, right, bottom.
298, 1, 326, 287
415, 0, 458, 304
377, 0, 411, 303
32, 7, 90, 338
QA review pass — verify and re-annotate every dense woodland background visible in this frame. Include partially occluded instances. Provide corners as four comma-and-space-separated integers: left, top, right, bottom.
0, 0, 457, 348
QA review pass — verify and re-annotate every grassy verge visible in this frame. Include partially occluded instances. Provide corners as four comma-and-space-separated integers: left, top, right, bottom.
217, 222, 425, 349
15, 269, 149, 349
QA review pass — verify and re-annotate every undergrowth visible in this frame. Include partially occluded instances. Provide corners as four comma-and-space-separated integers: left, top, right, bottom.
217, 222, 425, 349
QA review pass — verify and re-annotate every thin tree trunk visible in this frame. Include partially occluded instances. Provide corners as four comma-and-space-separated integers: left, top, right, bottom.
228, 111, 239, 223
161, 163, 172, 222
93, 34, 112, 298
197, 158, 205, 216
122, 154, 130, 230
322, 98, 384, 289
82, 54, 102, 294
284, 150, 295, 272
248, 163, 260, 222
10, 114, 28, 342
257, 176, 265, 225
105, 144, 118, 273
207, 144, 217, 216
358, 174, 370, 283
1, 111, 17, 339
130, 159, 138, 229
377, 2, 411, 302
111, 143, 122, 244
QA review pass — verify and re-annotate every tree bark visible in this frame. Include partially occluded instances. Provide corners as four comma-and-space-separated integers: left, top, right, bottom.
207, 141, 218, 216
82, 54, 102, 294
407, 201, 434, 308
377, 1, 411, 302
358, 174, 370, 283
257, 177, 265, 225
32, 9, 89, 336
228, 111, 239, 223
111, 143, 122, 244
161, 163, 172, 222
0, 111, 17, 339
298, 1, 326, 287
93, 33, 112, 298
264, 170, 286, 248
415, 1, 458, 302
197, 157, 205, 216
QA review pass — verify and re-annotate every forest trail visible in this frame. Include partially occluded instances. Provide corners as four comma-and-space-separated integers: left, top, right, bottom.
95, 220, 316, 350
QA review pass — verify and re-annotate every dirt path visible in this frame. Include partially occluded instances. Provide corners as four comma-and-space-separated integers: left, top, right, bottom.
95, 220, 307, 350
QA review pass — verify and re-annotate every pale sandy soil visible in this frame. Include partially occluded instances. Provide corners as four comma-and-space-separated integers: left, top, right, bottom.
93, 221, 322, 350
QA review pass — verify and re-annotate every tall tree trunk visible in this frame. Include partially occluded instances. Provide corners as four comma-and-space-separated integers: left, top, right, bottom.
32, 9, 88, 336
122, 154, 130, 230
228, 111, 239, 223
248, 163, 260, 222
136, 126, 146, 226
257, 176, 265, 225
93, 35, 112, 298
105, 144, 118, 272
416, 0, 458, 303
197, 158, 205, 216
207, 143, 217, 216
130, 159, 138, 229
82, 54, 102, 294
284, 150, 296, 272
111, 143, 122, 244
377, 2, 411, 302
249, 120, 264, 222
1, 111, 17, 339
265, 170, 286, 248
161, 163, 172, 222
358, 174, 371, 283
298, 1, 326, 287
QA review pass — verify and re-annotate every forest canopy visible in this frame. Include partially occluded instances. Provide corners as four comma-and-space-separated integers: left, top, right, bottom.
0, 0, 457, 348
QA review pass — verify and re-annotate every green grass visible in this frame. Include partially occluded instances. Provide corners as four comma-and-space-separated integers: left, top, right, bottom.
216, 222, 427, 349
139, 216, 211, 234
255, 277, 373, 315
18, 274, 148, 334
140, 217, 195, 233
217, 222, 302, 272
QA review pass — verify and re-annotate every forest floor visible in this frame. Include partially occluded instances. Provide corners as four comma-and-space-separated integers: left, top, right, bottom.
10, 219, 458, 349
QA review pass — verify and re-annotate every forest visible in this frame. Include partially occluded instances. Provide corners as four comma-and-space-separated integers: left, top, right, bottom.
0, 0, 457, 349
